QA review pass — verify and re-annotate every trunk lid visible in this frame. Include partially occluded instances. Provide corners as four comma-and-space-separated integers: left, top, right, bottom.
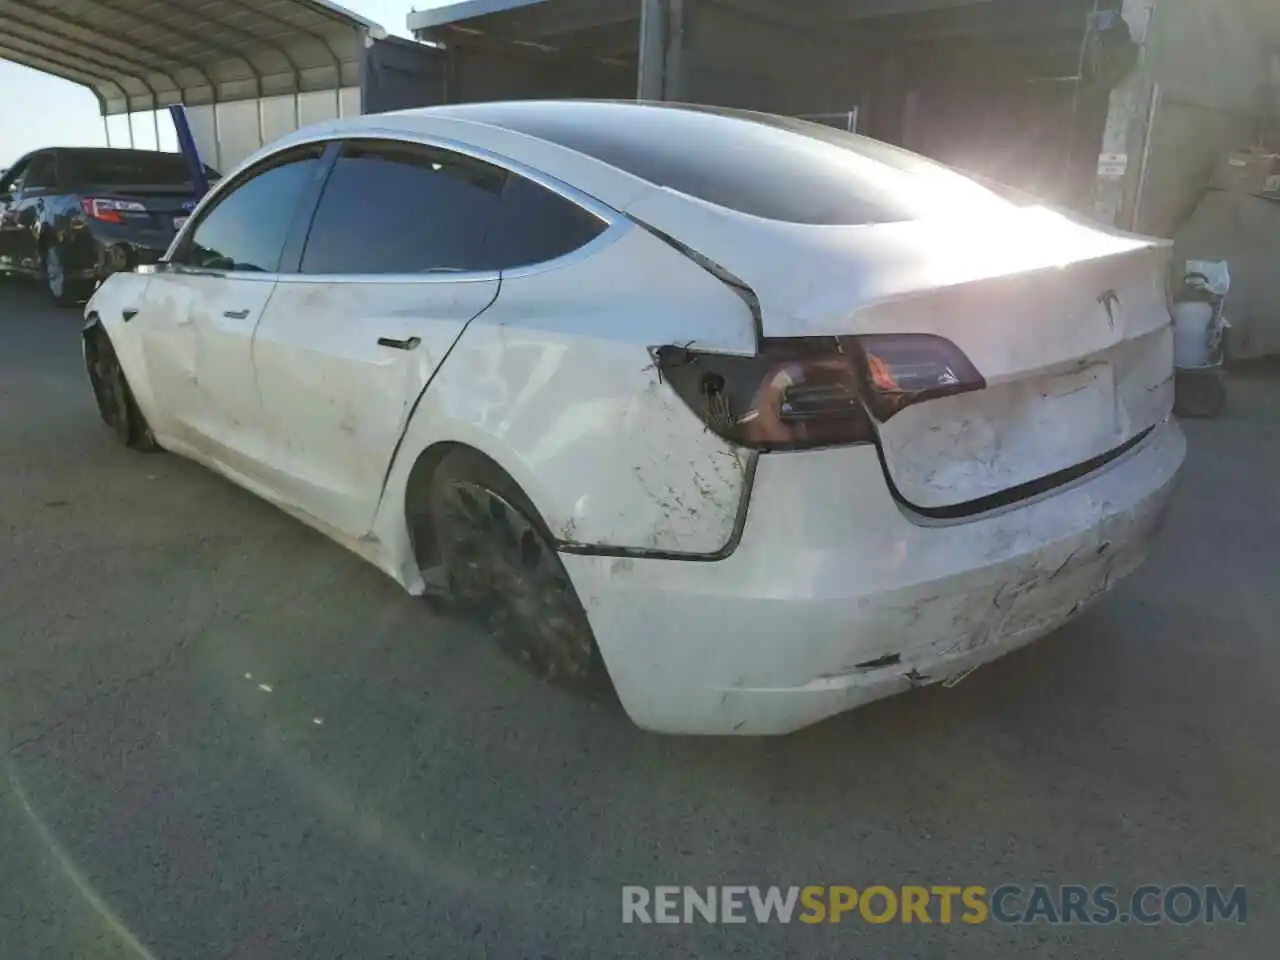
80, 186, 201, 234
626, 194, 1174, 511
859, 243, 1173, 511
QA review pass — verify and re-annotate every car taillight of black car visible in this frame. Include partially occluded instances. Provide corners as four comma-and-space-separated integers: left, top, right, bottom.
81, 197, 148, 224
653, 334, 985, 451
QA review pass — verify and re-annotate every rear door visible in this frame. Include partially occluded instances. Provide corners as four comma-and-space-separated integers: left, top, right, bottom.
138, 144, 329, 474
252, 139, 504, 537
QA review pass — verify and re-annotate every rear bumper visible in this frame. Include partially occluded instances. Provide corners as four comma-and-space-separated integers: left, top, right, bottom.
80, 223, 174, 280
562, 417, 1185, 735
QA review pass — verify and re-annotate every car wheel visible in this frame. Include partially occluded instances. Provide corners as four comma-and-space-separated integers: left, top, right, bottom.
43, 243, 90, 307
85, 327, 159, 451
428, 451, 612, 697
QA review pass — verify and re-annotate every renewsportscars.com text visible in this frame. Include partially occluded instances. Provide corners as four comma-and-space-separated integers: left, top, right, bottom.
622, 884, 1247, 926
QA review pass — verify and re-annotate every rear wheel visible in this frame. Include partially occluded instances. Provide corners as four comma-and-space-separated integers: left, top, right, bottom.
428, 451, 611, 696
85, 327, 159, 451
43, 243, 91, 307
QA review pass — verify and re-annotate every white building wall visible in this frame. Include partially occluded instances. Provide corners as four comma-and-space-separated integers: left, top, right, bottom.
113, 87, 364, 177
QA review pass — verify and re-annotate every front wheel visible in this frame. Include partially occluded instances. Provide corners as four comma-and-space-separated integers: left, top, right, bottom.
428, 451, 612, 697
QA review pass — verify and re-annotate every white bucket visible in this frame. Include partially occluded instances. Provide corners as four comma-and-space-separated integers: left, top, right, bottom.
1172, 301, 1216, 368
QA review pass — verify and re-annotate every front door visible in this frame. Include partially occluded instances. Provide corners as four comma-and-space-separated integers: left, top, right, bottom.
136, 144, 329, 475
252, 139, 507, 537
139, 271, 278, 469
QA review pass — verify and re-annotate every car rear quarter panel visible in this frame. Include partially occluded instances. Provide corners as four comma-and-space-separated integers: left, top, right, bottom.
378, 223, 760, 558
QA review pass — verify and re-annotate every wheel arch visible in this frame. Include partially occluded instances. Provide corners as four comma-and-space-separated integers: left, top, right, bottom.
82, 309, 122, 358
402, 439, 550, 569
400, 436, 615, 697
79, 282, 162, 437
82, 309, 107, 354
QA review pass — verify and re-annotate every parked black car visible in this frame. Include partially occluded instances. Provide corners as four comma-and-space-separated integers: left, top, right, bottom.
0, 147, 218, 305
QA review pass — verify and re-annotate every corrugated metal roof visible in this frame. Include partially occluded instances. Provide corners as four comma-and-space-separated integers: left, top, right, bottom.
406, 0, 546, 32
406, 0, 1002, 37
0, 0, 387, 116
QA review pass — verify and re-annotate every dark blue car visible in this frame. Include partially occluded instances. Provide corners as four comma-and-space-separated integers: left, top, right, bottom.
0, 147, 217, 306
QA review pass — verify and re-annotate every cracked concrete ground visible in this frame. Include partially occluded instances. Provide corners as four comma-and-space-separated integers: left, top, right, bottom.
2, 282, 1278, 959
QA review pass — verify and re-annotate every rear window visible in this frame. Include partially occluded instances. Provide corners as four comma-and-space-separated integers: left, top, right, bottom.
65, 150, 218, 188
447, 101, 1022, 226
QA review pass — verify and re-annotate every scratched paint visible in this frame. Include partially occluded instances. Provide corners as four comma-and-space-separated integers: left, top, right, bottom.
560, 420, 1184, 735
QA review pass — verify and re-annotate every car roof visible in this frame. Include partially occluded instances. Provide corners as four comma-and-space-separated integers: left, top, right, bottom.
241, 101, 760, 216
251, 100, 1005, 224
62, 146, 186, 155
399, 98, 735, 128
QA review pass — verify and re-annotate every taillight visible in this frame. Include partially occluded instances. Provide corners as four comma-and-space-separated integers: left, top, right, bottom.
81, 198, 146, 224
855, 334, 985, 420
653, 334, 984, 452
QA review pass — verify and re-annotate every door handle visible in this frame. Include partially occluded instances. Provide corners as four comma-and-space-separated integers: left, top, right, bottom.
122, 308, 138, 322
377, 336, 421, 351
223, 309, 251, 320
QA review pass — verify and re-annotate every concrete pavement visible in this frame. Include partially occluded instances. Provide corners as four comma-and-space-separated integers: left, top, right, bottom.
1, 281, 1277, 959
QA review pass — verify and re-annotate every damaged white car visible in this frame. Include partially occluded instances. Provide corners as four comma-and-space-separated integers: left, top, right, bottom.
83, 101, 1184, 735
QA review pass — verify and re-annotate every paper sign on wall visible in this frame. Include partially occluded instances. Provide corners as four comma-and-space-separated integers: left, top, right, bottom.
1098, 153, 1129, 178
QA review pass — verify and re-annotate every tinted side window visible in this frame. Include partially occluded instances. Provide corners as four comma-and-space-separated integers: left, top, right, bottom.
182, 150, 322, 273
484, 174, 606, 270
301, 142, 505, 275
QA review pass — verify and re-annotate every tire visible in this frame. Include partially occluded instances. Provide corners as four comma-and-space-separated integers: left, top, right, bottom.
43, 243, 92, 307
85, 326, 160, 451
428, 450, 612, 697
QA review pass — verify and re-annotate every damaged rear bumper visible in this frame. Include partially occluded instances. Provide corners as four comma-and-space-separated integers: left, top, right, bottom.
561, 417, 1185, 735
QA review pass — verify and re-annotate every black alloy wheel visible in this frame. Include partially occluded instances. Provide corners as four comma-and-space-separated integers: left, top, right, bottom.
428, 453, 612, 697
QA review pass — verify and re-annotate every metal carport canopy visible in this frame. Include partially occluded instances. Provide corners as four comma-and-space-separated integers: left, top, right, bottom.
0, 0, 387, 117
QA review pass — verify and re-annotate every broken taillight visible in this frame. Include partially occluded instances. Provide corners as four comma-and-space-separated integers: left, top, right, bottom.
855, 333, 985, 420
654, 334, 984, 451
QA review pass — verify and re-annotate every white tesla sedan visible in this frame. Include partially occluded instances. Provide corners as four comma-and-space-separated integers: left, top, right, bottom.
83, 101, 1184, 735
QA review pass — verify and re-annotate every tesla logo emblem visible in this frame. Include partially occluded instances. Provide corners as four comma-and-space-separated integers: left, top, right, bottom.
1098, 289, 1121, 327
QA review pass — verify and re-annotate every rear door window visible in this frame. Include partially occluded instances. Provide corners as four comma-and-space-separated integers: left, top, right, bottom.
299, 140, 608, 275
299, 141, 506, 275
484, 173, 607, 270
179, 147, 325, 273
